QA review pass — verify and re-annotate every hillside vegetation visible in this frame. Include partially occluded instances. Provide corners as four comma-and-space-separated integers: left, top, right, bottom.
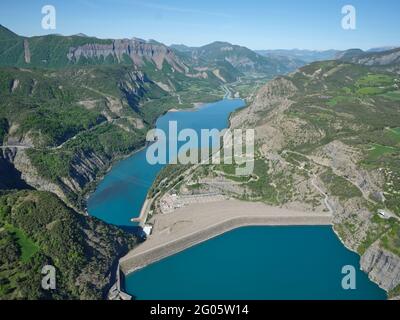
169, 50, 400, 297
0, 25, 237, 299
0, 190, 136, 299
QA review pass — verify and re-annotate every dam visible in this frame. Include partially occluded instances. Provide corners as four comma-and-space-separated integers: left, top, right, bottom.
88, 98, 386, 300
119, 200, 333, 274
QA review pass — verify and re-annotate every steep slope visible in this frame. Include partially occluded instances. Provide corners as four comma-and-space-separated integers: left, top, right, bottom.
0, 65, 145, 299
236, 61, 400, 297
0, 60, 225, 210
0, 25, 230, 300
170, 44, 195, 53
335, 48, 367, 60
337, 47, 400, 73
0, 25, 228, 214
0, 24, 19, 40
0, 25, 26, 66
0, 190, 136, 299
184, 60, 400, 297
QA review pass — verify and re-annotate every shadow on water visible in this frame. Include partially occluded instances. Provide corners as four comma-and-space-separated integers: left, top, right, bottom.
88, 177, 153, 208
88, 181, 136, 206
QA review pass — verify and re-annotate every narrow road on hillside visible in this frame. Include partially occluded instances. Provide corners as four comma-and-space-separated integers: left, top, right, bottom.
221, 85, 232, 99
0, 144, 31, 150
280, 150, 334, 214
310, 174, 334, 214
283, 149, 378, 206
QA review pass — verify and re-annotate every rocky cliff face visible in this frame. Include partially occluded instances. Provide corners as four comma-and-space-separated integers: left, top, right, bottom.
0, 147, 114, 213
62, 150, 109, 194
356, 49, 400, 66
231, 77, 297, 128
0, 149, 31, 190
67, 39, 189, 72
361, 244, 400, 292
10, 149, 71, 203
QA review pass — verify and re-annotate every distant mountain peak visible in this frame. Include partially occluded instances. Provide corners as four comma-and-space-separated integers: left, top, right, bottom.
132, 37, 146, 43
255, 49, 339, 63
209, 41, 232, 46
170, 44, 194, 53
335, 48, 364, 60
337, 46, 400, 71
367, 46, 398, 53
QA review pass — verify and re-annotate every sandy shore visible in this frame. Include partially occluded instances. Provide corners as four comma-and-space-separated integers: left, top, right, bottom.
119, 199, 332, 274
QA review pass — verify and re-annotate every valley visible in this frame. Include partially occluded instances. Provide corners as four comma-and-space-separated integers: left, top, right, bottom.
0, 23, 299, 299
0, 18, 399, 300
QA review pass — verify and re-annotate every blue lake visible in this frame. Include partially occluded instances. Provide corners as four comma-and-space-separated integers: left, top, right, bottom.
125, 226, 386, 300
88, 99, 245, 226
87, 98, 386, 300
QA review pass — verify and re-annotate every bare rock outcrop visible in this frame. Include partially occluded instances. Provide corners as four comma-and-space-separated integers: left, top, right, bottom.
67, 39, 189, 73
12, 149, 69, 202
225, 69, 400, 297
231, 77, 297, 128
23, 39, 31, 64
361, 243, 400, 291
311, 140, 384, 198
4, 147, 113, 212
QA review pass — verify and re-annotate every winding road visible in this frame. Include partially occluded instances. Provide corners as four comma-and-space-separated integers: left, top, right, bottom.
281, 150, 334, 214
0, 144, 31, 150
221, 85, 232, 99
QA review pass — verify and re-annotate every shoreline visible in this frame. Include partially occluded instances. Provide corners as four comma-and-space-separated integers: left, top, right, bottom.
331, 225, 389, 296
86, 87, 239, 216
87, 93, 233, 299
83, 143, 148, 212
119, 199, 332, 275
83, 98, 222, 212
96, 88, 391, 300
130, 198, 151, 226
121, 217, 333, 276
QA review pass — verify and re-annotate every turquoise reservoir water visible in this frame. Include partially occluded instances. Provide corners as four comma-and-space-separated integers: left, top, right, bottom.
87, 98, 386, 300
88, 99, 245, 226
125, 226, 386, 300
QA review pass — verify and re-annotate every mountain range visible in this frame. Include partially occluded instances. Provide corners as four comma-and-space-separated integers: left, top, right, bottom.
255, 49, 339, 63
336, 47, 400, 73
0, 25, 303, 82
171, 42, 305, 77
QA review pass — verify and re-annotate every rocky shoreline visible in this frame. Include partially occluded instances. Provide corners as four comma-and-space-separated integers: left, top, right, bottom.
226, 72, 400, 298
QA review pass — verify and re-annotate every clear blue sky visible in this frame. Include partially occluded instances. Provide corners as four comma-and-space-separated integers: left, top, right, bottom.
0, 0, 399, 50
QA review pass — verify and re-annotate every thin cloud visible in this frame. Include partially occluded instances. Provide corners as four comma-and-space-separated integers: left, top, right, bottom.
80, 0, 234, 18
130, 0, 234, 18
